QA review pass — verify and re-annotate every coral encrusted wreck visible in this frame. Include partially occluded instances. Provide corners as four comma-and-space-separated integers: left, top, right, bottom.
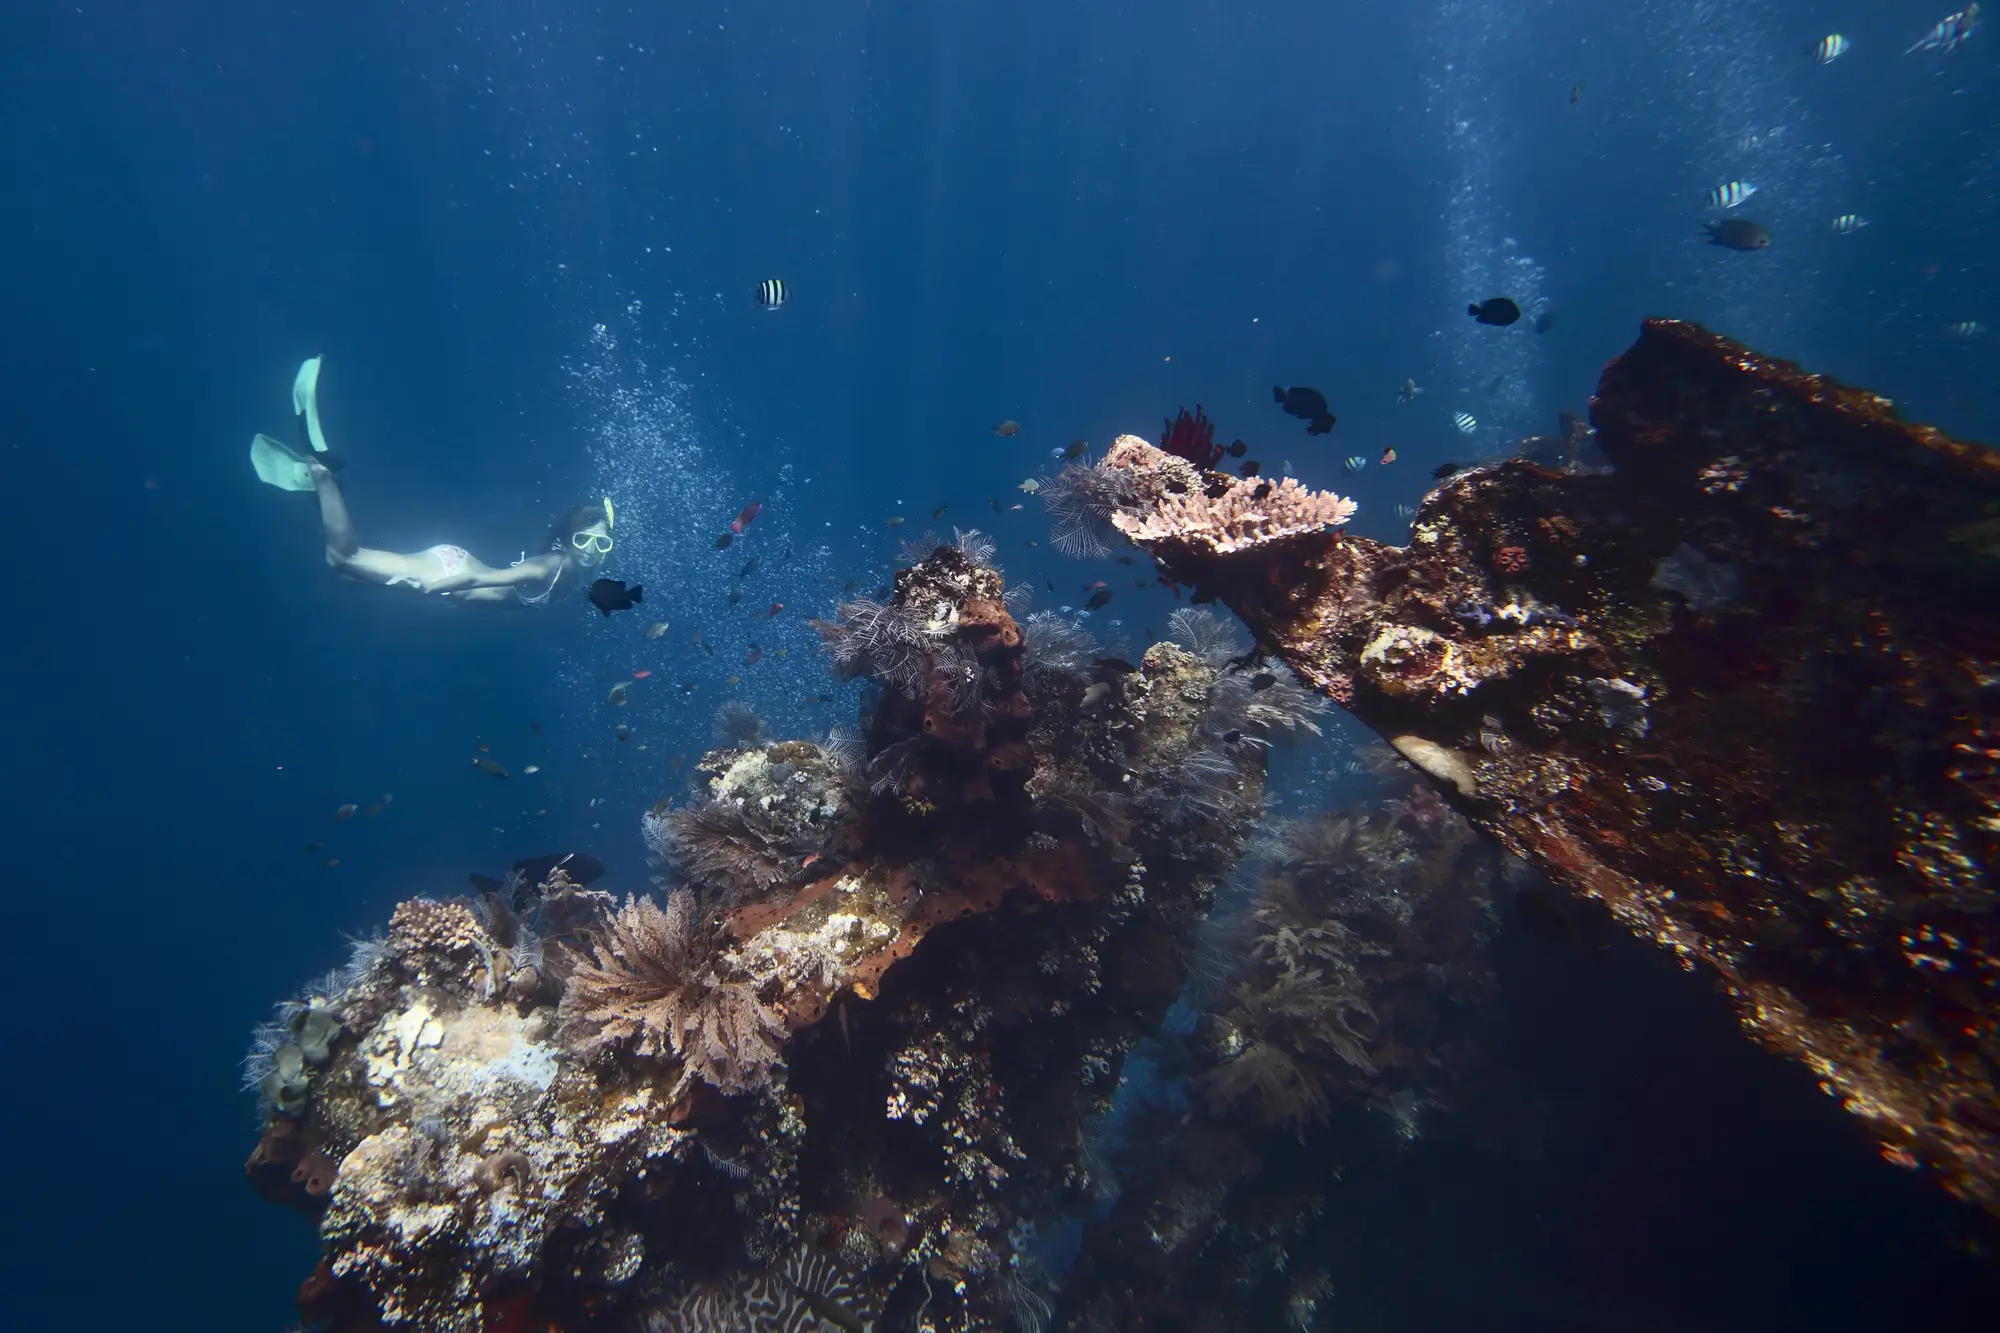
245, 536, 1297, 1331
1084, 319, 2000, 1216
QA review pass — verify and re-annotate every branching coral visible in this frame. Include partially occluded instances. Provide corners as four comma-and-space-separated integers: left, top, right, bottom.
562, 891, 786, 1098
1103, 435, 1356, 555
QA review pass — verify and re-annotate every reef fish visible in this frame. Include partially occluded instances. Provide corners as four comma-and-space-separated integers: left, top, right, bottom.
731, 502, 763, 534
756, 278, 788, 310
1453, 411, 1478, 434
473, 757, 510, 778
994, 419, 1021, 437
1533, 310, 1558, 335
588, 579, 644, 616
335, 803, 358, 821
1810, 33, 1851, 63
1398, 378, 1422, 403
1830, 214, 1869, 234
1018, 477, 1040, 493
1467, 297, 1521, 326
1703, 218, 1771, 251
1948, 321, 1988, 339
1705, 180, 1758, 210
1343, 455, 1367, 474
1085, 588, 1112, 610
608, 681, 631, 706
645, 621, 670, 638
1906, 5, 1980, 54
713, 532, 735, 549
1273, 385, 1337, 435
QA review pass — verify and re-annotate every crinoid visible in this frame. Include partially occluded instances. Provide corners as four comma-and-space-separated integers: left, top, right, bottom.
1159, 404, 1224, 468
663, 798, 798, 908
1041, 461, 1136, 559
712, 699, 770, 749
1022, 610, 1098, 679
953, 526, 998, 566
814, 598, 932, 692
561, 890, 785, 1097
1165, 606, 1245, 666
1208, 666, 1327, 739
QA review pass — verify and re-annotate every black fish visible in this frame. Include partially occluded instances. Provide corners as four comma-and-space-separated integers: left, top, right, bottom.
1703, 218, 1770, 251
1226, 439, 1248, 458
1533, 310, 1557, 335
1251, 672, 1277, 691
1085, 589, 1113, 610
1095, 657, 1139, 676
1240, 460, 1260, 477
1468, 297, 1522, 326
588, 579, 644, 616
739, 555, 761, 578
1273, 385, 1336, 436
713, 532, 734, 549
1433, 462, 1464, 479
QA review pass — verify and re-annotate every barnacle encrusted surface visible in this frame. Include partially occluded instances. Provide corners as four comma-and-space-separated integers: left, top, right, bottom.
1103, 317, 2000, 1216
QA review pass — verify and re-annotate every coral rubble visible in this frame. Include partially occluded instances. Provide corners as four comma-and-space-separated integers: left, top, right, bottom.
245, 537, 1287, 1330
1096, 319, 2000, 1214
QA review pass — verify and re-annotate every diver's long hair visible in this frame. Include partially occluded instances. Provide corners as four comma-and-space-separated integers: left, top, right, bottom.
545, 500, 609, 555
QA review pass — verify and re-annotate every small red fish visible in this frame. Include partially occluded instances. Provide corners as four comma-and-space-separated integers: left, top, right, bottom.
730, 502, 763, 535
1086, 581, 1109, 591
1379, 446, 1397, 466
802, 852, 822, 869
766, 602, 785, 617
633, 669, 653, 679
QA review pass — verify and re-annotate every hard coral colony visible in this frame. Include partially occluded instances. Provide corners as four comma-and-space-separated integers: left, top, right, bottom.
245, 533, 1313, 1332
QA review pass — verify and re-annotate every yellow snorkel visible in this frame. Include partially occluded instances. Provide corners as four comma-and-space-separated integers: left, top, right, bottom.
604, 497, 615, 530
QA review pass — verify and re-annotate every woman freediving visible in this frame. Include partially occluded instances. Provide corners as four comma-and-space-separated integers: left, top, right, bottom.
251, 357, 615, 607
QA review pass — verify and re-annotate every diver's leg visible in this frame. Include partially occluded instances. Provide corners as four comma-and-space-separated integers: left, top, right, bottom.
310, 460, 361, 560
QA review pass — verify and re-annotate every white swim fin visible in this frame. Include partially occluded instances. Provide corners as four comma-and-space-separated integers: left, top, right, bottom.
250, 432, 317, 491
292, 355, 328, 454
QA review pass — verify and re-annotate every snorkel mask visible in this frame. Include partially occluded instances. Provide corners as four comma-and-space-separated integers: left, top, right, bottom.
571, 498, 615, 556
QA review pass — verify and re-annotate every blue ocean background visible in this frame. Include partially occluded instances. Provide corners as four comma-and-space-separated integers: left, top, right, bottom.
2, 0, 1995, 1327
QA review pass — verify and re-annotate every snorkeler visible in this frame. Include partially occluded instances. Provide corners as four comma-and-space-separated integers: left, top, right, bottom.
250, 357, 615, 607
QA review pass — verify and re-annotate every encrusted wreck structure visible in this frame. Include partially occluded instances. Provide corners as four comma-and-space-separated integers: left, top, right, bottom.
1070, 319, 2000, 1216
243, 536, 1323, 1331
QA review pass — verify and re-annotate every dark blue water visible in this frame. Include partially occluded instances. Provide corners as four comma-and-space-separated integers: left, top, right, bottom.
2, 1, 1994, 1327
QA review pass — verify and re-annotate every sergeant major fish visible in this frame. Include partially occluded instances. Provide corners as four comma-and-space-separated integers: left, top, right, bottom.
1906, 5, 1980, 54
1705, 180, 1757, 210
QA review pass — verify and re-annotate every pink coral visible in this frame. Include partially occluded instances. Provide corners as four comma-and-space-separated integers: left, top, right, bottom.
1102, 436, 1356, 556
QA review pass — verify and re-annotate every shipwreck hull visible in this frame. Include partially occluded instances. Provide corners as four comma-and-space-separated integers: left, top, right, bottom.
1108, 320, 2000, 1212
